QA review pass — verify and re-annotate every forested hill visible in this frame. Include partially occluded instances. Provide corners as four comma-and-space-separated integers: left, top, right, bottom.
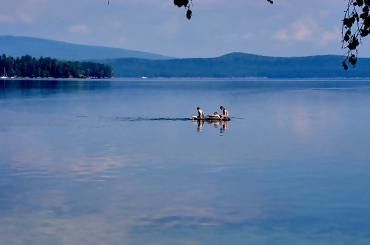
0, 36, 169, 60
0, 54, 112, 78
103, 53, 370, 78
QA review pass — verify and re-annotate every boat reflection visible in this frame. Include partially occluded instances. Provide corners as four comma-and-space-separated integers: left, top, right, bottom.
193, 120, 229, 134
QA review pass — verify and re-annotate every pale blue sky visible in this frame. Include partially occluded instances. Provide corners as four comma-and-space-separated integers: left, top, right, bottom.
1, 0, 369, 58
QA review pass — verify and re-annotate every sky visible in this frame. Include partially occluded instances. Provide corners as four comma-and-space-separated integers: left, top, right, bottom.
1, 0, 370, 58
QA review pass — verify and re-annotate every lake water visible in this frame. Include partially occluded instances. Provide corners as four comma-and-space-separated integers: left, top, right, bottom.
1, 79, 370, 244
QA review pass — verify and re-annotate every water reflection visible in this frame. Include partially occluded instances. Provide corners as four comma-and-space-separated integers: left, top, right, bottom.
195, 119, 204, 132
193, 120, 229, 134
1, 79, 370, 244
0, 79, 112, 90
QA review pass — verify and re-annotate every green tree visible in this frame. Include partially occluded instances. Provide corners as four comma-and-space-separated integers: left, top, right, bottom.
0, 54, 113, 79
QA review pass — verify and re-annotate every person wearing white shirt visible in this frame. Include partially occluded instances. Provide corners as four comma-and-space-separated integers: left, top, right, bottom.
220, 106, 229, 120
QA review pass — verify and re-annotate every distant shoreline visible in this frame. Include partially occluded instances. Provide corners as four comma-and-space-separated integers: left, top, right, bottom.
2, 77, 370, 91
2, 77, 370, 81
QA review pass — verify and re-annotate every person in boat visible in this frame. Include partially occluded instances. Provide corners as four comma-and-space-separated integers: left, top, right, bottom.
207, 112, 221, 120
192, 107, 205, 120
220, 106, 229, 120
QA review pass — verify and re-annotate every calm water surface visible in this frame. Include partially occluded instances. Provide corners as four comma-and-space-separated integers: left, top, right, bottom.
1, 79, 370, 244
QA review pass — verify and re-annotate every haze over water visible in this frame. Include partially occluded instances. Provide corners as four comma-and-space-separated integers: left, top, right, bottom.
1, 79, 370, 244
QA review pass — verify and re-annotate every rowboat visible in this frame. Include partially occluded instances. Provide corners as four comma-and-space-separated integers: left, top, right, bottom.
191, 116, 230, 121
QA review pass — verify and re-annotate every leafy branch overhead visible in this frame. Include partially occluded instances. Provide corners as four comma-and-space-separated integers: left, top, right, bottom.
173, 0, 273, 20
342, 0, 370, 69
174, 0, 370, 70
106, 1, 369, 69
173, 0, 193, 20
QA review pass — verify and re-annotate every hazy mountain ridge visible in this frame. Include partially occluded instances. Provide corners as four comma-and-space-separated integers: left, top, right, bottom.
0, 36, 170, 61
2, 36, 370, 78
102, 53, 370, 78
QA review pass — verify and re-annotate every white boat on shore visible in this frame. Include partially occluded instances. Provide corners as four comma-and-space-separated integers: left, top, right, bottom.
1, 68, 8, 79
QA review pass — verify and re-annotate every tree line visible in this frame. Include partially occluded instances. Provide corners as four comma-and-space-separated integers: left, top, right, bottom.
0, 54, 113, 78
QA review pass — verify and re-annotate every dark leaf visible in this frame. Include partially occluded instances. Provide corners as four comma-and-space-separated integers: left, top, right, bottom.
347, 37, 360, 50
349, 54, 358, 66
342, 61, 349, 70
186, 9, 192, 20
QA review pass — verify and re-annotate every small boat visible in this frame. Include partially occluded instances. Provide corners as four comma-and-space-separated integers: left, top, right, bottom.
191, 116, 230, 121
1, 68, 8, 79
